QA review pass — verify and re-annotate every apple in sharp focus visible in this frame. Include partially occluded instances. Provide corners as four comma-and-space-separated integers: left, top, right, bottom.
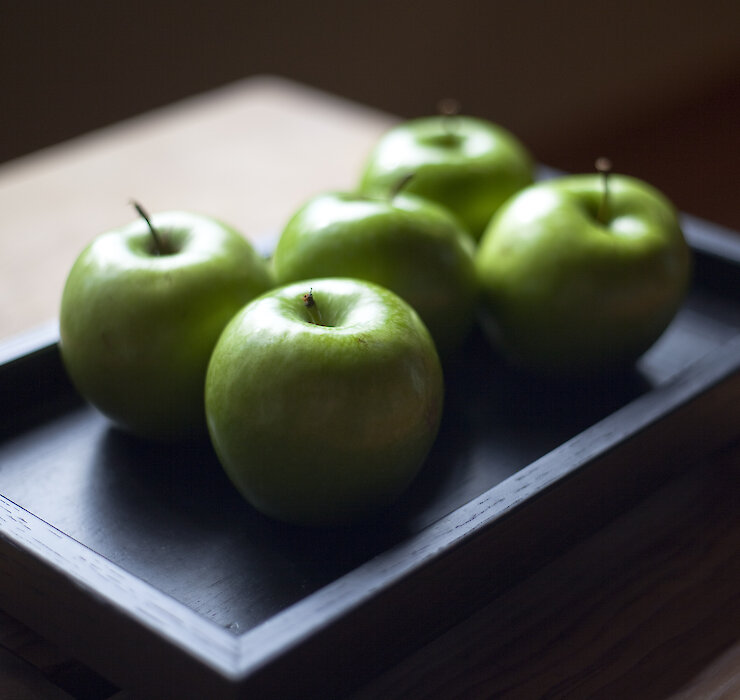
59, 207, 274, 440
359, 114, 534, 240
271, 190, 478, 357
204, 277, 444, 526
475, 167, 692, 377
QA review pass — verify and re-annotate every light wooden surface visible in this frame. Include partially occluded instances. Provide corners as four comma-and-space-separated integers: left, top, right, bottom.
1, 75, 739, 700
0, 75, 396, 341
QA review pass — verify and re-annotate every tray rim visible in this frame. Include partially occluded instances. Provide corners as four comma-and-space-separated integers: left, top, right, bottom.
2, 213, 740, 698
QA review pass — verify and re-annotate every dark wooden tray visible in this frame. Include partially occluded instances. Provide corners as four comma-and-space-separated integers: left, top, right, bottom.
1, 213, 740, 699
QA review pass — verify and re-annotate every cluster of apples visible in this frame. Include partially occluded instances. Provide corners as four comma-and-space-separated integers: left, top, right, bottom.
59, 110, 692, 526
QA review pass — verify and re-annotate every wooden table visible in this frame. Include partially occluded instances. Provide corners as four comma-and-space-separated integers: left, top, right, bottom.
1, 76, 739, 699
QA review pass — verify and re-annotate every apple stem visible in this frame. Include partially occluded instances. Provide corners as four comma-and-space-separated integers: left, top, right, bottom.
390, 172, 415, 200
303, 289, 325, 325
595, 157, 613, 225
437, 97, 461, 138
131, 200, 167, 255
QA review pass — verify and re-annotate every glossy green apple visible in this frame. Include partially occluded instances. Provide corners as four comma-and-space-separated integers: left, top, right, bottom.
359, 114, 534, 240
59, 209, 274, 440
205, 277, 444, 526
475, 171, 692, 377
271, 191, 478, 357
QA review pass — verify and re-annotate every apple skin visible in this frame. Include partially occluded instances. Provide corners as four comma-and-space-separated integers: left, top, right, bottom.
271, 191, 478, 357
59, 211, 274, 440
475, 174, 692, 377
359, 115, 534, 240
204, 277, 444, 526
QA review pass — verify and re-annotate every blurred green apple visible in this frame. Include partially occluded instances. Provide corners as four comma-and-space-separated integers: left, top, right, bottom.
59, 207, 274, 439
205, 278, 444, 526
359, 113, 534, 240
475, 167, 692, 377
272, 190, 478, 357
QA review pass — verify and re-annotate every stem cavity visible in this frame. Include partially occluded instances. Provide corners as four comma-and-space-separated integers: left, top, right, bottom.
595, 157, 613, 225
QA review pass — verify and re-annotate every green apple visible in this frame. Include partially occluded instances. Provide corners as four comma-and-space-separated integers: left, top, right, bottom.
271, 190, 478, 357
475, 167, 692, 377
359, 114, 534, 240
59, 207, 274, 440
204, 277, 444, 526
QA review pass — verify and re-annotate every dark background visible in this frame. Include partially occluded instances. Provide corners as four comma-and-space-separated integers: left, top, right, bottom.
2, 0, 739, 229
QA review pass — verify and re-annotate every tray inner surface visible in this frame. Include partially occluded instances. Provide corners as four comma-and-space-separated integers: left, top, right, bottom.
1, 246, 739, 637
